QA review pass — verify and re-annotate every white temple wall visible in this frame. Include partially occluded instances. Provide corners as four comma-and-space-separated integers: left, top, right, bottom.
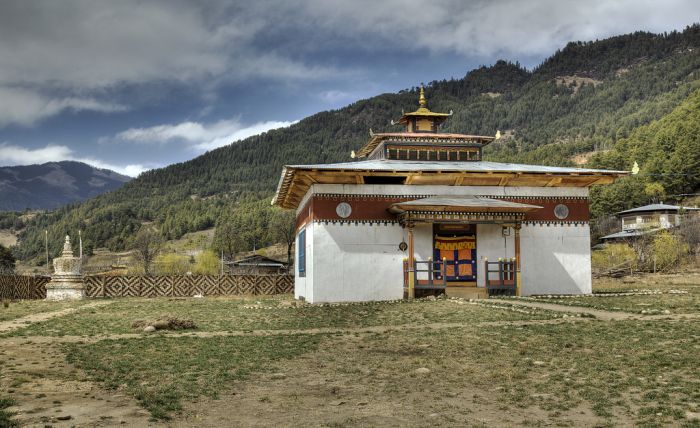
520, 224, 592, 295
293, 184, 593, 301
475, 224, 515, 288
413, 223, 433, 282
307, 223, 405, 303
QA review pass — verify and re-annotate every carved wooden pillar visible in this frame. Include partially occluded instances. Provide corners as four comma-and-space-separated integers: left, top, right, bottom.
407, 223, 415, 299
514, 223, 522, 296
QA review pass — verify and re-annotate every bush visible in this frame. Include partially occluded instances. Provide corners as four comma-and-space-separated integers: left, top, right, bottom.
154, 253, 191, 275
0, 244, 15, 274
651, 231, 688, 271
591, 243, 637, 270
679, 214, 700, 255
192, 250, 220, 275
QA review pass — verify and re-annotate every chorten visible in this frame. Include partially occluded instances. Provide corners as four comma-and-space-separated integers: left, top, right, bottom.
45, 235, 85, 300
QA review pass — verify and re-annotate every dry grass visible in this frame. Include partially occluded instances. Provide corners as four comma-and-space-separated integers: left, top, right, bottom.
6, 296, 561, 337
0, 299, 90, 322
522, 273, 700, 314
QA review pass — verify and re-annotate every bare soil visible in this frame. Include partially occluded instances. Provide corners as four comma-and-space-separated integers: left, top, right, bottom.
1, 336, 156, 427
0, 229, 17, 247
173, 331, 617, 428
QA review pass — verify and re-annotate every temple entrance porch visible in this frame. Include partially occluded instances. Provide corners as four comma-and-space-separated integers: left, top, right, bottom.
390, 196, 542, 299
401, 222, 520, 299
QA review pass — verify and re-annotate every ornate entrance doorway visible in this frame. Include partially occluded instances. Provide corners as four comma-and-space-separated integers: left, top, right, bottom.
433, 224, 476, 285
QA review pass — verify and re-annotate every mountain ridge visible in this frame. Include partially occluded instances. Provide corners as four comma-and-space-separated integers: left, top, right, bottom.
0, 161, 130, 211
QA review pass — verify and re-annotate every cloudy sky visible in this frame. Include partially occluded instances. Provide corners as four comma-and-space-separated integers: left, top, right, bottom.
0, 0, 697, 176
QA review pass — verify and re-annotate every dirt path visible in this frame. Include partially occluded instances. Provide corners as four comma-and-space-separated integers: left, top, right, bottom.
487, 298, 700, 321
0, 301, 114, 334
0, 300, 158, 427
0, 316, 587, 346
1, 335, 158, 427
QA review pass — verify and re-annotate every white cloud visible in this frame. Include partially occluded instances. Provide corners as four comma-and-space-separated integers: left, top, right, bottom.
0, 143, 148, 177
297, 0, 699, 58
0, 143, 73, 164
0, 87, 127, 127
318, 90, 358, 104
116, 119, 298, 152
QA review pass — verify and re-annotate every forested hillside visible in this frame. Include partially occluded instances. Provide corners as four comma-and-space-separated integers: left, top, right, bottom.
589, 88, 700, 216
13, 25, 700, 262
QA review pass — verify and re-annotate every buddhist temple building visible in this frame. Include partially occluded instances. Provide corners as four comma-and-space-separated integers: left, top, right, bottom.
273, 85, 627, 303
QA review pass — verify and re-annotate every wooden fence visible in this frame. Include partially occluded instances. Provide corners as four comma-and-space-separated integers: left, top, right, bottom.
0, 274, 294, 300
0, 275, 50, 300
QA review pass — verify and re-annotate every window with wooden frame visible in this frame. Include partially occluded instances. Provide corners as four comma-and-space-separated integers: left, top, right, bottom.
297, 228, 306, 277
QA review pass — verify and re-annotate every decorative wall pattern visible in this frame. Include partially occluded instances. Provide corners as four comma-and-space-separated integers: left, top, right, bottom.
1, 275, 293, 300
302, 193, 590, 225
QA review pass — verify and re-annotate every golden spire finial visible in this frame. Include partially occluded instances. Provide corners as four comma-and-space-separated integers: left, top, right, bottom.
419, 84, 427, 108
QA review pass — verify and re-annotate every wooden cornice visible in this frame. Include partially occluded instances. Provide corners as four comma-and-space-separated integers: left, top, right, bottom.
273, 167, 625, 209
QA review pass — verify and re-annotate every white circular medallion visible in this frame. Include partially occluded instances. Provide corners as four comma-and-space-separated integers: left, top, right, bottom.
554, 204, 570, 220
335, 202, 352, 219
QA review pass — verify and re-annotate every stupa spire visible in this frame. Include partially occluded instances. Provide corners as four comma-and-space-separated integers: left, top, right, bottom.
393, 83, 452, 133
418, 84, 427, 109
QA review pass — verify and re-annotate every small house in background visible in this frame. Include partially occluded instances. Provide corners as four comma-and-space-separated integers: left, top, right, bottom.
601, 203, 700, 241
225, 254, 288, 275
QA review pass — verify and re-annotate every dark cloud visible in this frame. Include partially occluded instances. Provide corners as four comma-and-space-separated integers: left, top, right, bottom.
0, 0, 697, 173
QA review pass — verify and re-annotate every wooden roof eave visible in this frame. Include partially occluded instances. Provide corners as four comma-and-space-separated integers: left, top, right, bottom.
273, 168, 626, 209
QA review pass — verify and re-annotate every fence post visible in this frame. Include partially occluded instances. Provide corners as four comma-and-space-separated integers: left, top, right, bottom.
427, 257, 433, 286
484, 258, 488, 288
498, 259, 503, 286
442, 257, 447, 287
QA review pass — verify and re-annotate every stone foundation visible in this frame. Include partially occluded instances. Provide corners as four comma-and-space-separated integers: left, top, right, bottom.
45, 276, 86, 300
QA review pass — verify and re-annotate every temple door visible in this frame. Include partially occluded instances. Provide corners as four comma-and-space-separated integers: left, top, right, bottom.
434, 236, 477, 283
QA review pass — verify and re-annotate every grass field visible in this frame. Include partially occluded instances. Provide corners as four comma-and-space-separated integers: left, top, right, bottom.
0, 273, 698, 427
0, 299, 90, 322
5, 297, 560, 337
516, 274, 700, 314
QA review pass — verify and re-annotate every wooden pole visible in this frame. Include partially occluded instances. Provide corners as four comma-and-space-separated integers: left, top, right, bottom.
407, 224, 415, 299
45, 230, 49, 275
514, 224, 522, 296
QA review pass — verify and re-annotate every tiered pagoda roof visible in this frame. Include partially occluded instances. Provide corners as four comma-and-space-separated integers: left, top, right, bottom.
356, 84, 494, 161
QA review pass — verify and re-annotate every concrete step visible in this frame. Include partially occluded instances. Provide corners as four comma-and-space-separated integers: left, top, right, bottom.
446, 286, 488, 300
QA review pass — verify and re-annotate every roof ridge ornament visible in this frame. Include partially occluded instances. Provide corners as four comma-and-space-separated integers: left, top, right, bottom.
419, 83, 427, 108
